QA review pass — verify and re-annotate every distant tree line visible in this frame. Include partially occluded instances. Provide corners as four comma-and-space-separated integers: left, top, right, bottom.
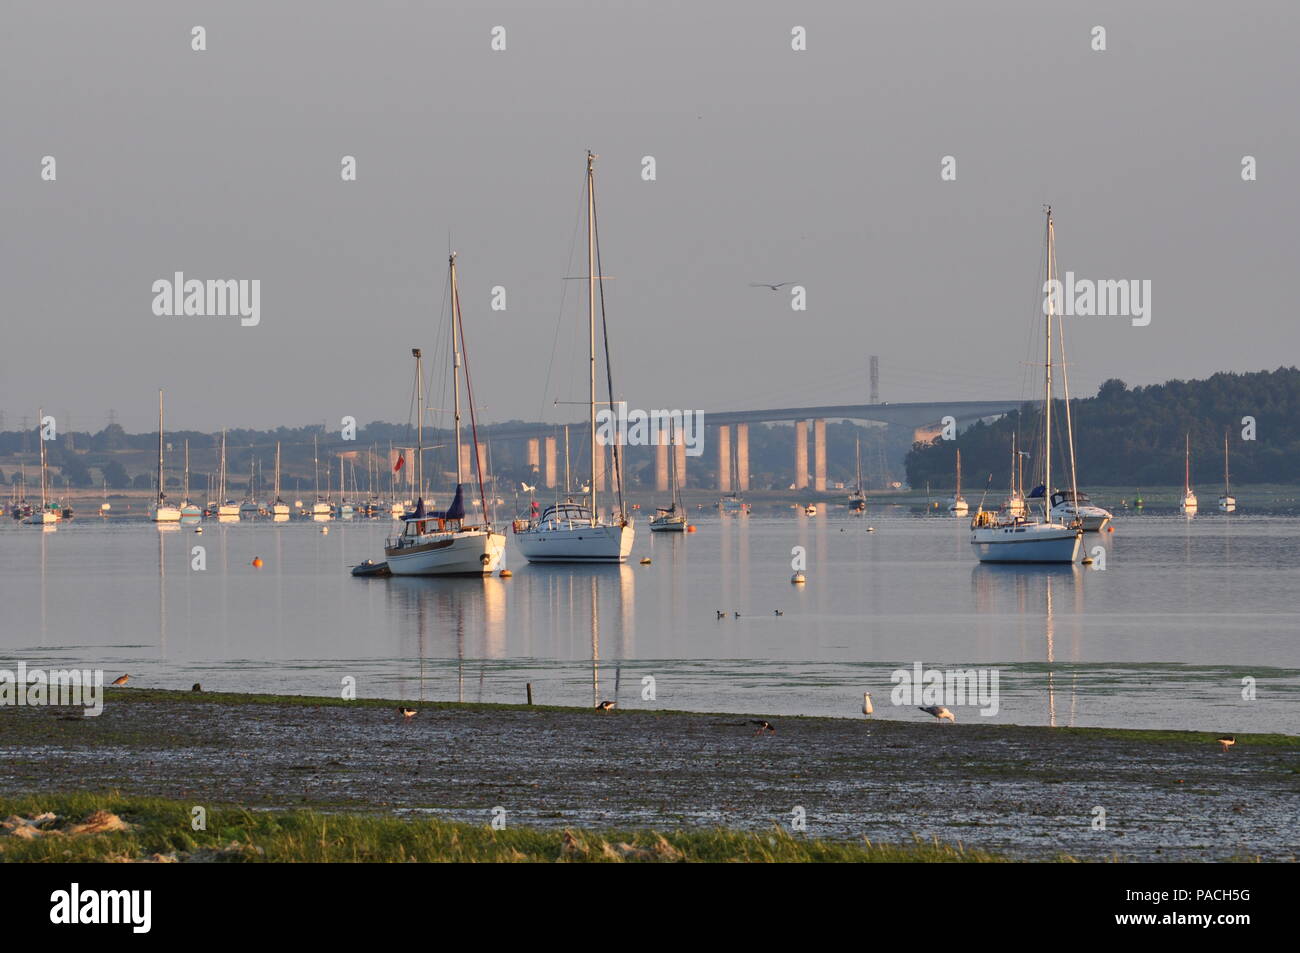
905, 368, 1300, 489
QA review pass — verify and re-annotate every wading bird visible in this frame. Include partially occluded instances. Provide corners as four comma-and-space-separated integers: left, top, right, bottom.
596, 700, 616, 712
398, 707, 417, 719
191, 683, 202, 692
919, 705, 954, 722
862, 692, 874, 715
750, 720, 776, 735
111, 674, 130, 687
1217, 735, 1236, 752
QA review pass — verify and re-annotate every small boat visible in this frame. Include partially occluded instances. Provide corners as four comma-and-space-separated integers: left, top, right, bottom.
1002, 434, 1026, 516
719, 493, 749, 513
269, 442, 291, 518
1049, 488, 1111, 532
310, 435, 331, 519
847, 437, 866, 512
948, 449, 968, 515
1218, 431, 1236, 512
22, 410, 61, 525
180, 439, 202, 522
149, 390, 182, 522
1180, 433, 1198, 514
804, 503, 817, 516
649, 420, 688, 532
215, 431, 240, 518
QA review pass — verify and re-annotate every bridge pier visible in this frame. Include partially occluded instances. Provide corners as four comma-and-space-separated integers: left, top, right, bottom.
814, 418, 827, 492
717, 425, 731, 491
675, 439, 686, 490
526, 438, 539, 478
736, 423, 749, 491
544, 436, 557, 488
794, 420, 808, 489
655, 437, 669, 492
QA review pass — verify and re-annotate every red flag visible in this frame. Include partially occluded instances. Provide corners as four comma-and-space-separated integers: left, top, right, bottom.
393, 454, 405, 472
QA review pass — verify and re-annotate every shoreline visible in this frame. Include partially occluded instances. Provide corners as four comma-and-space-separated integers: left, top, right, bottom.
3, 689, 1295, 862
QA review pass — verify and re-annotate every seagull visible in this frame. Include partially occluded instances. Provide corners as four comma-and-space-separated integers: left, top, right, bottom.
862, 692, 874, 715
520, 482, 536, 493
1217, 735, 1236, 752
919, 705, 955, 722
398, 707, 417, 719
749, 281, 796, 291
774, 609, 783, 616
111, 674, 130, 687
750, 720, 776, 735
596, 700, 616, 712
716, 610, 726, 619
733, 611, 741, 618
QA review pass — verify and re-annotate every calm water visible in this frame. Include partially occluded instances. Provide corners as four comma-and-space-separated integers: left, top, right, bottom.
3, 508, 1297, 733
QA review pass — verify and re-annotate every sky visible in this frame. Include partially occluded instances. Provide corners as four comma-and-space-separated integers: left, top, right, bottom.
3, 0, 1298, 434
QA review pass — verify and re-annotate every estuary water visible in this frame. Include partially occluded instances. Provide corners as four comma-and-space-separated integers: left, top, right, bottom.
2, 507, 1297, 733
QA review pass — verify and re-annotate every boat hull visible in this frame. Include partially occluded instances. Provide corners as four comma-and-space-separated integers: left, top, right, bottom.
516, 522, 634, 563
385, 530, 506, 575
648, 518, 686, 533
151, 506, 182, 522
1049, 503, 1111, 532
971, 522, 1082, 563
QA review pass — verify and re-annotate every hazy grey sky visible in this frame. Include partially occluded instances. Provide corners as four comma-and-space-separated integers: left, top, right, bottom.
4, 0, 1298, 433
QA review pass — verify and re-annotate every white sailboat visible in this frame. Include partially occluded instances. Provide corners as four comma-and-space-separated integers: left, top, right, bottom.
515, 152, 634, 564
216, 430, 241, 518
271, 442, 290, 518
311, 435, 331, 518
971, 207, 1082, 564
848, 436, 866, 512
1180, 433, 1198, 514
948, 449, 968, 515
383, 254, 506, 575
1218, 432, 1236, 512
180, 440, 202, 522
149, 390, 182, 522
649, 420, 687, 532
22, 409, 60, 525
1003, 434, 1026, 517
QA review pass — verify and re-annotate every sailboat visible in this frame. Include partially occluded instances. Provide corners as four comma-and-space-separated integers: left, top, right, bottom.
338, 456, 354, 518
22, 409, 60, 524
1180, 433, 1198, 514
149, 391, 182, 522
215, 431, 241, 518
240, 455, 260, 515
1218, 432, 1236, 512
270, 442, 290, 518
383, 254, 506, 575
971, 207, 1082, 563
650, 420, 687, 532
180, 439, 202, 522
847, 436, 866, 512
515, 152, 635, 563
311, 435, 331, 518
948, 449, 968, 515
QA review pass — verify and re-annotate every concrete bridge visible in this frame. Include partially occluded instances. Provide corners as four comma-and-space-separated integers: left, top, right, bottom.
483, 399, 1024, 493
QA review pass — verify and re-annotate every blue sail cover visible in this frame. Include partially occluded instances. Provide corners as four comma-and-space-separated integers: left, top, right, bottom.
429, 484, 466, 520
1028, 484, 1046, 499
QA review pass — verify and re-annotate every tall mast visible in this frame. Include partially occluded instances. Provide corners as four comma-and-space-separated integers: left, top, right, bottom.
1044, 206, 1054, 519
184, 440, 190, 502
1224, 431, 1230, 495
274, 442, 281, 500
564, 425, 571, 494
313, 434, 319, 500
450, 256, 464, 486
587, 150, 598, 525
219, 430, 227, 501
1185, 433, 1191, 494
156, 389, 165, 505
413, 348, 424, 499
37, 409, 47, 508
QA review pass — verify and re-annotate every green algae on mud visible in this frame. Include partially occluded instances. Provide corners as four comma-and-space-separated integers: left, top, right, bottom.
0, 793, 1020, 863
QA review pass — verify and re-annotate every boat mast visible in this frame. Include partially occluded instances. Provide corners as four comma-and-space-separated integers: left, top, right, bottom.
587, 150, 598, 526
184, 440, 191, 503
274, 442, 281, 500
449, 255, 464, 487
1044, 206, 1054, 520
1185, 433, 1191, 494
313, 434, 320, 501
413, 348, 424, 500
1223, 431, 1230, 496
156, 389, 165, 506
219, 430, 228, 501
37, 409, 47, 509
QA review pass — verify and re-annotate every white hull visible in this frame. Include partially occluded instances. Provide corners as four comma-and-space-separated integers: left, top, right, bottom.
151, 505, 182, 522
648, 517, 686, 533
23, 511, 59, 525
386, 529, 505, 575
1049, 502, 1111, 532
1181, 493, 1198, 514
1218, 496, 1236, 512
218, 504, 241, 518
517, 522, 634, 563
271, 503, 290, 517
971, 522, 1082, 563
949, 499, 968, 515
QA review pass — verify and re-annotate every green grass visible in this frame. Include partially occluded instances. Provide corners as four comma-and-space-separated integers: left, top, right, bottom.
0, 793, 1026, 863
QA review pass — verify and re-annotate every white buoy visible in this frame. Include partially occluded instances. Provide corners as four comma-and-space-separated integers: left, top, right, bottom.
321, 526, 329, 535
791, 572, 806, 584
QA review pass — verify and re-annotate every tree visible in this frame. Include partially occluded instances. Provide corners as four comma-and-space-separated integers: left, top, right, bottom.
101, 460, 130, 488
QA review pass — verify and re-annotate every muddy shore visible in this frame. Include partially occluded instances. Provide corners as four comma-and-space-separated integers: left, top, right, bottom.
2, 690, 1296, 861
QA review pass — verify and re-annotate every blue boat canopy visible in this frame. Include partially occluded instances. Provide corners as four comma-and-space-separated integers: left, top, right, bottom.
427, 484, 466, 521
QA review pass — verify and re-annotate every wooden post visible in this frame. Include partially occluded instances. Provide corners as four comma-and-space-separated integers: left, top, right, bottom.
526, 682, 533, 705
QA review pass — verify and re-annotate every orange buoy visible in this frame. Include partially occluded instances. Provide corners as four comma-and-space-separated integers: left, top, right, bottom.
499, 569, 513, 578
252, 557, 263, 569
686, 524, 697, 533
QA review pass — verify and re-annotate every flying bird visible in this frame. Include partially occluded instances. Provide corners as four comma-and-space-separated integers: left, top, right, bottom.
862, 692, 874, 715
520, 482, 536, 493
1217, 735, 1236, 752
750, 720, 776, 735
749, 281, 797, 291
110, 674, 130, 687
398, 707, 417, 719
919, 705, 955, 722
596, 700, 616, 712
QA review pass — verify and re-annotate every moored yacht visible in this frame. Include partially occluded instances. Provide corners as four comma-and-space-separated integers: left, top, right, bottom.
1180, 434, 1198, 514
